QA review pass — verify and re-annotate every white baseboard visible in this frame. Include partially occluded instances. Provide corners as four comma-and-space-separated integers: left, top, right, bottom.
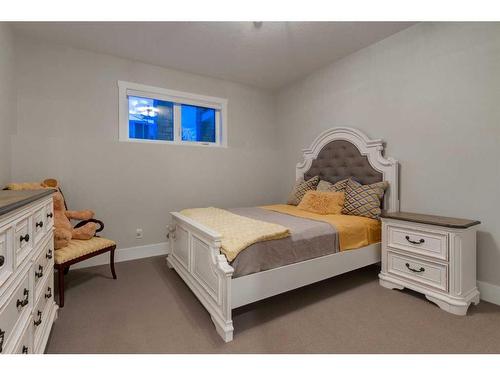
71, 241, 168, 270
478, 280, 500, 306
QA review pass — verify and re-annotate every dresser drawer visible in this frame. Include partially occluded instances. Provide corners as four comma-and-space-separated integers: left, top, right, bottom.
35, 267, 54, 307
33, 270, 54, 350
13, 318, 33, 354
14, 214, 33, 268
0, 224, 13, 288
33, 238, 54, 301
44, 199, 54, 231
33, 205, 47, 246
387, 251, 448, 292
0, 271, 31, 353
387, 224, 448, 261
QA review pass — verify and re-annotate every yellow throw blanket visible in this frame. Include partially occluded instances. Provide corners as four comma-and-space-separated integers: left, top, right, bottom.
179, 207, 290, 261
262, 204, 381, 251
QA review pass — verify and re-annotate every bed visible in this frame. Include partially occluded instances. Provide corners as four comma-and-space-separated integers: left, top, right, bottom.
166, 127, 399, 342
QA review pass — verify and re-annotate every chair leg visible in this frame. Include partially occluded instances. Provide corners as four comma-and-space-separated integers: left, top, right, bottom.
63, 266, 70, 275
57, 266, 65, 308
110, 247, 117, 279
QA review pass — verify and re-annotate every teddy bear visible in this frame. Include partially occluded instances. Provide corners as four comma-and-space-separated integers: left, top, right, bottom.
51, 189, 97, 249
5, 178, 98, 249
41, 179, 98, 249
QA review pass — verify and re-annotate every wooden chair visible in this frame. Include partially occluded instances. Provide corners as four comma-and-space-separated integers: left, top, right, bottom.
53, 187, 117, 308
3, 184, 117, 307
54, 239, 116, 308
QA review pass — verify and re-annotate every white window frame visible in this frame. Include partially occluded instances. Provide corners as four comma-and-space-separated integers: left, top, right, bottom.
118, 80, 228, 147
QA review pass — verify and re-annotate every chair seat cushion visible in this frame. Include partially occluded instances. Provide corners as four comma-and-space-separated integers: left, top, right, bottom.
55, 237, 116, 264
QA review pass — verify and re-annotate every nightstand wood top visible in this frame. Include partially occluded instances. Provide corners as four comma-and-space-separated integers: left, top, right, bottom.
381, 211, 480, 229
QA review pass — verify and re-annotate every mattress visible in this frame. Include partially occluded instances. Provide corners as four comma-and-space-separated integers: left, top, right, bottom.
227, 207, 338, 277
227, 207, 381, 278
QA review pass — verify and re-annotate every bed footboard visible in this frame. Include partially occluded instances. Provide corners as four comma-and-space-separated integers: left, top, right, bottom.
167, 212, 234, 342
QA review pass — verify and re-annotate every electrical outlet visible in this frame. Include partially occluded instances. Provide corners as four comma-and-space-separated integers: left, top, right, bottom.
136, 228, 143, 239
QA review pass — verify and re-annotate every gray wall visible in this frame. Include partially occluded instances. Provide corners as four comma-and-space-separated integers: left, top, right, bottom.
7, 23, 500, 288
12, 35, 282, 249
0, 24, 15, 186
276, 23, 500, 286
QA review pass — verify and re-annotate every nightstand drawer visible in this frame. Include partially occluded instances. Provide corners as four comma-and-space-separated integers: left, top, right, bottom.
387, 251, 448, 292
387, 224, 448, 260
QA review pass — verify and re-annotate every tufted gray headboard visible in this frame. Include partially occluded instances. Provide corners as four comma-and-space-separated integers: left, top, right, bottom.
303, 140, 383, 185
297, 127, 399, 212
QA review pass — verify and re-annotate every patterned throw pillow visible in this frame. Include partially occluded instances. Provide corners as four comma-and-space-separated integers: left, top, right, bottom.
316, 178, 350, 192
342, 179, 389, 219
287, 176, 320, 206
297, 191, 345, 215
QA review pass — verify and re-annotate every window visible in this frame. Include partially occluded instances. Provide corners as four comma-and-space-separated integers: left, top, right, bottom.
128, 96, 174, 141
181, 105, 216, 143
118, 81, 227, 147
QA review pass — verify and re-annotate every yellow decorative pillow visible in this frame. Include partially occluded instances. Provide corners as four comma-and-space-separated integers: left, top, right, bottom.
297, 191, 345, 215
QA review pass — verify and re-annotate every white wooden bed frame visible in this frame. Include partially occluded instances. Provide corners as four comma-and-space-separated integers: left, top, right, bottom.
166, 127, 399, 342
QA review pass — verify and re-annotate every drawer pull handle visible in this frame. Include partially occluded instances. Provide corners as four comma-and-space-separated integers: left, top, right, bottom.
405, 262, 425, 273
405, 235, 425, 245
47, 212, 53, 218
0, 255, 4, 267
16, 289, 29, 309
45, 287, 52, 299
35, 265, 44, 279
0, 329, 5, 353
36, 221, 44, 229
22, 345, 29, 354
20, 234, 30, 243
46, 249, 53, 260
33, 311, 42, 326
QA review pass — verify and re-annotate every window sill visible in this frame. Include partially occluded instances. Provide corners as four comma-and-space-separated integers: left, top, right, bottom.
118, 138, 228, 148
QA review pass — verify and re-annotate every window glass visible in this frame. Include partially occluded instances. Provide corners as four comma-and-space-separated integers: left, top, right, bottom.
128, 96, 174, 141
181, 104, 216, 143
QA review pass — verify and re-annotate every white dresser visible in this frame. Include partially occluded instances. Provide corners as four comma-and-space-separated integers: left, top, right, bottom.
379, 211, 481, 316
0, 190, 58, 354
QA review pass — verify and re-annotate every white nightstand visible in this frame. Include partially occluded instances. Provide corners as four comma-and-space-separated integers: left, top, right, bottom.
378, 211, 481, 315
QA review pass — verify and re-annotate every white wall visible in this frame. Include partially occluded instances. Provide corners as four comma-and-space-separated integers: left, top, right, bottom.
12, 35, 282, 249
0, 24, 15, 186
276, 23, 500, 286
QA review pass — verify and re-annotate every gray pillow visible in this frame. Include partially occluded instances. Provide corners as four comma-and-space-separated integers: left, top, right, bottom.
287, 176, 320, 206
316, 178, 350, 192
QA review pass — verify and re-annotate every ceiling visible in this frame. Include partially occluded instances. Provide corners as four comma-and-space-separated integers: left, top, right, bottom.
12, 22, 414, 91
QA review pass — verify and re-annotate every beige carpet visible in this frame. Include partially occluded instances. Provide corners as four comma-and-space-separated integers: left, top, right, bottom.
46, 256, 500, 353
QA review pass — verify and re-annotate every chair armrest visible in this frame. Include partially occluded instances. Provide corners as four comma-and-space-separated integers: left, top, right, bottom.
74, 218, 104, 234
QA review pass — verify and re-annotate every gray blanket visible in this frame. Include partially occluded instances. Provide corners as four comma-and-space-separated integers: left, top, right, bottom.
227, 207, 339, 278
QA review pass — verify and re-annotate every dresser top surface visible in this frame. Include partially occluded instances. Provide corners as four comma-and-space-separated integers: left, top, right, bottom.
0, 189, 56, 217
381, 211, 481, 229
